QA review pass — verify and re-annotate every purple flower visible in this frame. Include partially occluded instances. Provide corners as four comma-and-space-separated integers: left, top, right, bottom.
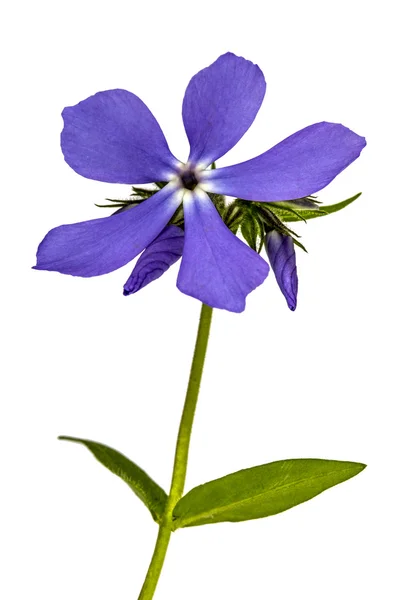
34, 52, 365, 312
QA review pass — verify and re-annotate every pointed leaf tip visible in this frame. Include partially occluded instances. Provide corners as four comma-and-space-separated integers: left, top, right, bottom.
58, 435, 167, 523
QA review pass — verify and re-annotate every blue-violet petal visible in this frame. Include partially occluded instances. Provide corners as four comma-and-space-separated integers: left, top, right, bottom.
34, 184, 182, 277
265, 231, 298, 310
183, 52, 266, 167
124, 225, 184, 295
203, 122, 366, 200
62, 89, 179, 184
177, 189, 269, 312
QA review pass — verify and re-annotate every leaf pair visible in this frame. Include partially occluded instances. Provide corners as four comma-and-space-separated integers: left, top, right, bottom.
59, 437, 365, 528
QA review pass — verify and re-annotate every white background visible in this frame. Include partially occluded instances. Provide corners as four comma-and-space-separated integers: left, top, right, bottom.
1, 1, 399, 598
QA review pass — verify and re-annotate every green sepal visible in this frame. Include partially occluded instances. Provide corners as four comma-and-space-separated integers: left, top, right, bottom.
95, 203, 130, 209
255, 204, 301, 239
240, 211, 264, 253
267, 193, 362, 223
172, 458, 365, 529
222, 201, 242, 234
210, 193, 228, 219
130, 189, 153, 199
292, 237, 308, 253
95, 198, 145, 211
95, 201, 140, 209
170, 204, 185, 227
58, 436, 168, 523
96, 183, 167, 211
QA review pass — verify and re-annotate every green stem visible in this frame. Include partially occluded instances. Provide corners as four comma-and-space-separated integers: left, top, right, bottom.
138, 303, 213, 600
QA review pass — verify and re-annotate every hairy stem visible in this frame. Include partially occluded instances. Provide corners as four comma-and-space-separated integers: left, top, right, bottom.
138, 303, 213, 600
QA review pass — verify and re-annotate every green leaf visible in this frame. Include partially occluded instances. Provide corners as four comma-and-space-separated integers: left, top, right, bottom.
172, 458, 365, 529
268, 193, 362, 222
59, 436, 167, 523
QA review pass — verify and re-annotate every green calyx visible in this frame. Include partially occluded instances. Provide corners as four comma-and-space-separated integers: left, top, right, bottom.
96, 183, 362, 254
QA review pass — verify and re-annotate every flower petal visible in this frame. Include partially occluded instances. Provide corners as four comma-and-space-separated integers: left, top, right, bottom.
61, 89, 179, 183
123, 225, 184, 295
177, 189, 269, 312
182, 53, 266, 167
265, 231, 298, 311
202, 122, 366, 200
34, 184, 182, 277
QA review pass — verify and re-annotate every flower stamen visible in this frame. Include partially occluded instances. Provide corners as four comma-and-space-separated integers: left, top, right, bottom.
180, 171, 199, 191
